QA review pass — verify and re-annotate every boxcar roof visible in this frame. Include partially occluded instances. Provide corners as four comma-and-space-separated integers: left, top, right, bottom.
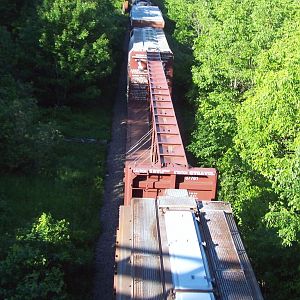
130, 5, 164, 24
129, 27, 172, 53
114, 192, 264, 299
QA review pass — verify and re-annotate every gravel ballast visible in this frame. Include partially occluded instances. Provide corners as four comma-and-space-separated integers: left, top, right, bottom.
93, 32, 128, 300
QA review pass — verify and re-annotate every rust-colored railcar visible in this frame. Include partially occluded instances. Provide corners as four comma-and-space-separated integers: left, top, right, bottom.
126, 27, 217, 205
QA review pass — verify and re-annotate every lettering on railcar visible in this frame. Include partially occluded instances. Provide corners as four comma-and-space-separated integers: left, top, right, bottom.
174, 170, 188, 175
133, 168, 148, 173
185, 176, 199, 181
188, 171, 215, 176
149, 169, 171, 174
188, 191, 198, 198
131, 69, 147, 75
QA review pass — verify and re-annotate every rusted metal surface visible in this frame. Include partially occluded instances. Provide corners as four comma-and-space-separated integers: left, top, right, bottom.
126, 28, 174, 168
199, 201, 264, 300
114, 195, 215, 299
132, 199, 164, 298
114, 198, 165, 299
125, 26, 219, 205
225, 213, 264, 299
124, 165, 218, 205
114, 206, 132, 299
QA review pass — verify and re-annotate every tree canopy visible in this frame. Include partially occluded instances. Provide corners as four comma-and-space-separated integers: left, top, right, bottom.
0, 0, 124, 298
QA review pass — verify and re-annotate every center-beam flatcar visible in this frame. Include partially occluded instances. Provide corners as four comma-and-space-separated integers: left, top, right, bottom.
114, 2, 264, 299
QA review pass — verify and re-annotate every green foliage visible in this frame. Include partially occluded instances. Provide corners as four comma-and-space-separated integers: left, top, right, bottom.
236, 12, 300, 246
0, 27, 15, 73
0, 0, 118, 298
17, 0, 125, 105
188, 89, 238, 166
0, 75, 59, 171
263, 149, 300, 246
21, 213, 70, 242
165, 0, 211, 46
0, 0, 30, 28
0, 213, 69, 299
0, 27, 59, 172
37, 0, 112, 103
0, 106, 110, 299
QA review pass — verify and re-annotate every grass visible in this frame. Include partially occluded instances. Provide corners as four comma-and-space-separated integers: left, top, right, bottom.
0, 104, 112, 299
43, 105, 111, 139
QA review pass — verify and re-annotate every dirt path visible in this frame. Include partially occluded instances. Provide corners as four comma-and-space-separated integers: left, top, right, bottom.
93, 32, 128, 300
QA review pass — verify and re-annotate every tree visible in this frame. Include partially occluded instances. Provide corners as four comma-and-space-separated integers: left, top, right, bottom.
17, 0, 116, 105
236, 14, 300, 245
0, 27, 58, 172
0, 213, 70, 299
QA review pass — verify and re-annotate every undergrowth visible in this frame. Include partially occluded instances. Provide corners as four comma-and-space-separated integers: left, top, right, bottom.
0, 104, 111, 299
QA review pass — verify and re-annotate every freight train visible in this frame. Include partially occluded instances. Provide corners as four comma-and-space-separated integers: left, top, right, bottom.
114, 2, 263, 299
